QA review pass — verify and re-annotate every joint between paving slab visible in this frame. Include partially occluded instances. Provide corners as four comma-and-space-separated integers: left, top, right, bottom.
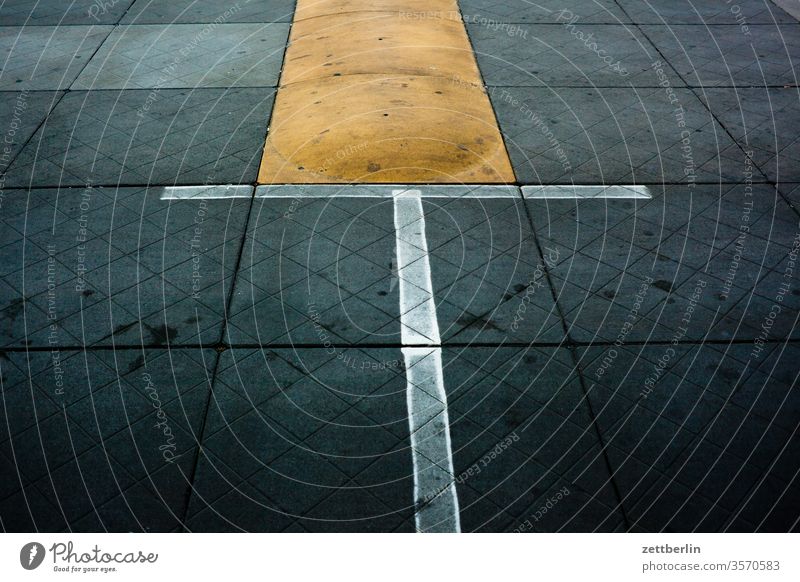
461, 8, 518, 185
3, 337, 799, 353
521, 184, 633, 528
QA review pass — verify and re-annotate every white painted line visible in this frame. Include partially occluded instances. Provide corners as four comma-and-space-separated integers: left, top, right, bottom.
160, 184, 653, 200
522, 185, 652, 199
393, 190, 441, 346
403, 347, 461, 534
255, 184, 520, 198
393, 188, 460, 533
769, 0, 800, 21
159, 185, 253, 200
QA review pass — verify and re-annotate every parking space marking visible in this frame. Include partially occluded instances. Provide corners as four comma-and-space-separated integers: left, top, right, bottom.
161, 184, 651, 200
254, 185, 520, 198
394, 189, 440, 345
403, 347, 461, 533
160, 181, 647, 534
394, 188, 460, 533
522, 185, 652, 199
160, 185, 254, 199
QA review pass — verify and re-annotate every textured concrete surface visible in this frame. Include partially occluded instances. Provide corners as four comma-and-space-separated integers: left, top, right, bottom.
121, 0, 296, 23
0, 25, 113, 90
72, 23, 290, 89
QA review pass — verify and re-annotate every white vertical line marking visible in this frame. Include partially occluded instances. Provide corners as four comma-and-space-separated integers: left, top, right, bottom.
393, 189, 441, 346
393, 189, 461, 533
403, 347, 461, 533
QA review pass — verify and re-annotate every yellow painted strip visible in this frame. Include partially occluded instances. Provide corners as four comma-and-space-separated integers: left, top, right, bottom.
294, 0, 461, 21
258, 0, 515, 184
282, 13, 481, 85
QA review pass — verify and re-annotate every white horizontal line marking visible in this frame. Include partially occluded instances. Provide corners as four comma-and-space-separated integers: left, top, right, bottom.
160, 184, 652, 201
255, 185, 520, 198
160, 185, 253, 199
522, 185, 652, 199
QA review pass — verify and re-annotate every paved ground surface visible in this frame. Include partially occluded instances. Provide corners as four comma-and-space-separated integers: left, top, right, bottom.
1, 0, 799, 532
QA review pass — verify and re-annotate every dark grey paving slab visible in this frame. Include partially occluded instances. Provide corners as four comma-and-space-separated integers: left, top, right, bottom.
443, 346, 626, 532
0, 475, 68, 532
424, 198, 565, 344
226, 198, 401, 346
490, 86, 749, 183
458, 0, 630, 24
186, 347, 413, 532
0, 91, 62, 177
780, 182, 800, 211
72, 23, 290, 89
697, 87, 800, 182
736, 474, 800, 532
468, 23, 682, 87
3, 88, 274, 187
637, 424, 799, 532
0, 25, 112, 90
0, 348, 214, 532
773, 0, 800, 21
616, 0, 797, 25
122, 0, 295, 23
575, 342, 799, 531
0, 0, 134, 25
0, 186, 251, 347
642, 24, 800, 87
528, 184, 799, 342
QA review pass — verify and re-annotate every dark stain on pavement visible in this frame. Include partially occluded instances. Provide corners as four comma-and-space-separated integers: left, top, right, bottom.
127, 355, 145, 375
145, 323, 179, 345
653, 280, 673, 293
3, 298, 24, 324
457, 314, 503, 332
